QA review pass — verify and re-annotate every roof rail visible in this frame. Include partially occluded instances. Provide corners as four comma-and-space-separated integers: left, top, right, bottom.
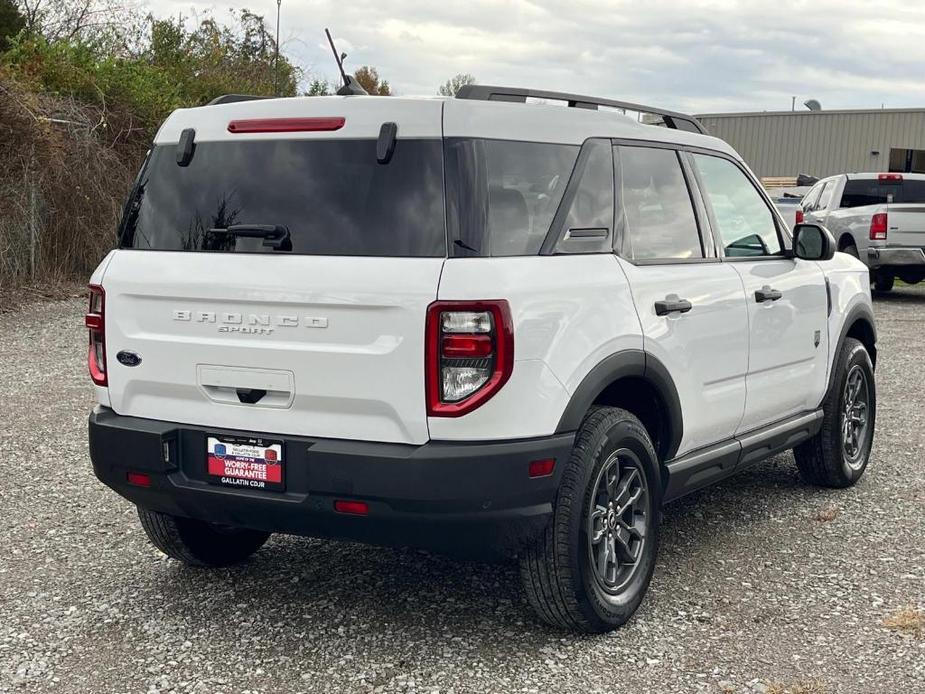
455, 85, 707, 134
206, 94, 273, 106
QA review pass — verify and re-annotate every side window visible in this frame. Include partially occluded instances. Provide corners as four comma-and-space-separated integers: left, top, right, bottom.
617, 146, 704, 261
553, 139, 614, 254
692, 154, 783, 258
801, 184, 822, 212
816, 181, 835, 211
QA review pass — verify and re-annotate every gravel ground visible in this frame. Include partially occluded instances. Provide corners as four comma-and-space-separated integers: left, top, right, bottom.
1, 289, 923, 694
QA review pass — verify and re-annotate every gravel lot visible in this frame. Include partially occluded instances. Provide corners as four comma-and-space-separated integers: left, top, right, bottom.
1, 289, 923, 694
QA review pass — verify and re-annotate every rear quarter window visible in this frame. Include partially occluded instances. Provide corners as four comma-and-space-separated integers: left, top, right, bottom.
444, 138, 579, 256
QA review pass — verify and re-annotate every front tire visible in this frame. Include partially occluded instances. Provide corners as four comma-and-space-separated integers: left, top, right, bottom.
794, 337, 875, 487
519, 407, 661, 633
137, 507, 270, 567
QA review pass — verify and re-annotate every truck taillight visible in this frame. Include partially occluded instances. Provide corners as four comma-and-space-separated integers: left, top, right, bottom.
425, 300, 513, 417
795, 209, 804, 225
870, 212, 888, 241
86, 284, 107, 386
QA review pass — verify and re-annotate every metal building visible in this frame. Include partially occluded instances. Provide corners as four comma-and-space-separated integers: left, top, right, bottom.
696, 108, 925, 179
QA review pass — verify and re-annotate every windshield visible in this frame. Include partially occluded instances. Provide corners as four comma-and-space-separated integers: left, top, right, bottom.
120, 139, 446, 257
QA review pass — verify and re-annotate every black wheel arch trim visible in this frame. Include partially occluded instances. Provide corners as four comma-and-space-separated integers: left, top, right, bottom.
826, 302, 877, 400
555, 349, 684, 461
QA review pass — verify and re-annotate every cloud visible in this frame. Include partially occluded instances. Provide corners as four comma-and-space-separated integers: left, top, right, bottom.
148, 0, 925, 111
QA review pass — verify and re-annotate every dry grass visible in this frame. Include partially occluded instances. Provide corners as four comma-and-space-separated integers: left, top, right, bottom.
883, 607, 924, 637
766, 680, 827, 694
811, 504, 839, 522
0, 72, 145, 290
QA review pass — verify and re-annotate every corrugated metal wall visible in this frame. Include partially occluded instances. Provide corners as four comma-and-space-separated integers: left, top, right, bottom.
696, 109, 925, 179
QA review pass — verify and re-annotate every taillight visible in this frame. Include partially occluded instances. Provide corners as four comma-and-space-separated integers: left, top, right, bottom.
86, 284, 106, 386
870, 212, 888, 241
425, 300, 514, 417
795, 209, 804, 225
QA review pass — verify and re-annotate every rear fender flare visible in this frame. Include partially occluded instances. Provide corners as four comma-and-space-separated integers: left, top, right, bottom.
555, 350, 683, 461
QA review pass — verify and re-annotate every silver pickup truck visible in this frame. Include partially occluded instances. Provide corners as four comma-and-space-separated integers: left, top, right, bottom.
801, 172, 925, 291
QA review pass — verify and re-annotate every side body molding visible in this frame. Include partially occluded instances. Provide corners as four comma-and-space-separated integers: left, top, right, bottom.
555, 349, 684, 461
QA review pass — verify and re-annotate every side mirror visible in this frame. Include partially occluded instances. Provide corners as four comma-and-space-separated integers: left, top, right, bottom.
793, 223, 836, 261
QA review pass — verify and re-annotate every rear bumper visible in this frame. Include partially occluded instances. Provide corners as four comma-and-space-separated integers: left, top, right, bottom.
867, 246, 925, 268
88, 407, 574, 557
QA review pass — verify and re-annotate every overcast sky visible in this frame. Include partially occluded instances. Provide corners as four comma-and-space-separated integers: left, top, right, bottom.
148, 0, 925, 114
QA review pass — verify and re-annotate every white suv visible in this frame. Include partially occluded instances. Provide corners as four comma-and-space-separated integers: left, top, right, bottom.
87, 86, 877, 633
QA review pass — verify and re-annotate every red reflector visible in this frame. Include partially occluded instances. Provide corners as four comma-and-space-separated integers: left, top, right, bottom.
334, 500, 369, 516
227, 117, 345, 134
870, 212, 888, 240
878, 173, 903, 182
127, 471, 151, 487
442, 334, 493, 359
528, 458, 556, 478
85, 314, 103, 330
795, 209, 804, 225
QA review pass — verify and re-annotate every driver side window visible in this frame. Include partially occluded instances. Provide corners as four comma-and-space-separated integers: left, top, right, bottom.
692, 154, 782, 257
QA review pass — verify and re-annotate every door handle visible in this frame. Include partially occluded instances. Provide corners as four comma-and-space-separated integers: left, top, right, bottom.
654, 296, 693, 316
755, 285, 783, 303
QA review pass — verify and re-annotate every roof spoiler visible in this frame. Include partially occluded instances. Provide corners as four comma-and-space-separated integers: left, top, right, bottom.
206, 94, 273, 106
455, 85, 707, 134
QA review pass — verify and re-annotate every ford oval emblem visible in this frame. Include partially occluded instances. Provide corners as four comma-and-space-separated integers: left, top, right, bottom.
116, 350, 142, 367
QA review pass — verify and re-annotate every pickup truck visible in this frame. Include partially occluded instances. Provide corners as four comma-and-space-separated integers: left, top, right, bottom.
800, 172, 925, 291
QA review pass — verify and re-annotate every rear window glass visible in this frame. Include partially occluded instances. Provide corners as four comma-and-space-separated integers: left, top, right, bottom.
120, 139, 446, 257
840, 179, 925, 208
445, 138, 579, 256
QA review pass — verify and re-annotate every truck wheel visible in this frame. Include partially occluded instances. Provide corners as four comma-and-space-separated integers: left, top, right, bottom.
519, 407, 660, 633
794, 337, 875, 487
842, 243, 859, 259
137, 507, 270, 567
873, 273, 894, 293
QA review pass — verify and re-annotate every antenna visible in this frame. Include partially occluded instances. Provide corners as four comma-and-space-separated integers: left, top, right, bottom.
324, 28, 368, 96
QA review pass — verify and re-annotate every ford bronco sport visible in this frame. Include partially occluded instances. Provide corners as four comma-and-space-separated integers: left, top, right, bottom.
87, 85, 877, 633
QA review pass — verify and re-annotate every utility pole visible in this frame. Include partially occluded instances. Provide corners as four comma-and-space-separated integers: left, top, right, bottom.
791, 96, 796, 112
274, 0, 282, 95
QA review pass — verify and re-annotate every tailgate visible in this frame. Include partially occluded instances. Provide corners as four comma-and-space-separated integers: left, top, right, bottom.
886, 204, 925, 247
103, 252, 442, 444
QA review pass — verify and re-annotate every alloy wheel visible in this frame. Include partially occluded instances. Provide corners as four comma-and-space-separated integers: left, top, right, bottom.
587, 448, 649, 594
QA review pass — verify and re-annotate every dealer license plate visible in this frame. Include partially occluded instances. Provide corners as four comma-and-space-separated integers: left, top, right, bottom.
206, 435, 285, 492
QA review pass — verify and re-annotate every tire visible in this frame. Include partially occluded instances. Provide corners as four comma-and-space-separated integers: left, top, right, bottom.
842, 243, 859, 259
137, 507, 270, 567
519, 406, 661, 633
794, 337, 875, 487
873, 273, 894, 293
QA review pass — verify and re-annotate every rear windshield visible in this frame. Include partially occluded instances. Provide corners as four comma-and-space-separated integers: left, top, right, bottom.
120, 139, 446, 257
840, 178, 925, 208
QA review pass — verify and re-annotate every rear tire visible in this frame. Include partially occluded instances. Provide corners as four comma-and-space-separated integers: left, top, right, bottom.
519, 406, 661, 633
794, 337, 875, 487
842, 243, 859, 259
137, 507, 270, 567
873, 273, 894, 293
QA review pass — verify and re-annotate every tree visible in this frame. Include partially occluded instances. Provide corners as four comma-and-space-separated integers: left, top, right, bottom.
353, 65, 390, 95
439, 73, 476, 96
305, 78, 331, 96
0, 0, 25, 51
